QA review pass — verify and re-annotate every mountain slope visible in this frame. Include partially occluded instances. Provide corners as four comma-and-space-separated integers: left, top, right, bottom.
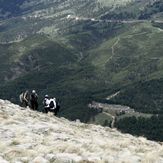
1, 0, 163, 128
87, 21, 163, 85
0, 99, 163, 162
0, 0, 133, 20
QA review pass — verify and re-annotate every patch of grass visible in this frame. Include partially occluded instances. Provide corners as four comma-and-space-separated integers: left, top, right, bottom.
10, 140, 20, 146
89, 112, 113, 126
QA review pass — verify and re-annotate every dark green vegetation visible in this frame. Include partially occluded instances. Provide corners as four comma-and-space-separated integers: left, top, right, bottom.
101, 0, 163, 20
109, 79, 163, 114
139, 0, 163, 19
1, 0, 163, 140
106, 78, 163, 141
115, 115, 163, 141
0, 0, 26, 19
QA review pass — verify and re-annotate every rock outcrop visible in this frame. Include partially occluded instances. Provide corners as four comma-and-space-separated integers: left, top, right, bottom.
0, 100, 163, 162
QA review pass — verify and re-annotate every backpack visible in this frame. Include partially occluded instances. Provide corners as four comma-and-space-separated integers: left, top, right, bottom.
49, 100, 55, 108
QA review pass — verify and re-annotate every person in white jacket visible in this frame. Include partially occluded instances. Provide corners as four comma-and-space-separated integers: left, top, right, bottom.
43, 95, 57, 114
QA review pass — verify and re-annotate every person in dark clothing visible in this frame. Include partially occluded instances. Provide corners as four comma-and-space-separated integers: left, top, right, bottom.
30, 90, 38, 110
55, 99, 60, 115
43, 94, 50, 113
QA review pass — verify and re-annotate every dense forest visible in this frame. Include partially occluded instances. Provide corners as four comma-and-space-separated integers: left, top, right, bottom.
115, 115, 163, 141
109, 79, 163, 114
106, 78, 163, 141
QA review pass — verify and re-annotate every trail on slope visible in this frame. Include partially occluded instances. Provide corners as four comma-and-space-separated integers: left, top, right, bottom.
67, 15, 163, 24
106, 91, 120, 100
103, 112, 115, 128
105, 37, 120, 64
111, 38, 120, 56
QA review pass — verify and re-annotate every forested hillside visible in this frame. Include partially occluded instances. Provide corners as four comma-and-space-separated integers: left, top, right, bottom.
0, 0, 163, 140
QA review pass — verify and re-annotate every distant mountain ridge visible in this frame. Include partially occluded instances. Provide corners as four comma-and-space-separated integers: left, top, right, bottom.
0, 0, 133, 20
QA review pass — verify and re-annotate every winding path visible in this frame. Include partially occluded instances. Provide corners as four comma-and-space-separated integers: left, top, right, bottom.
111, 37, 120, 56
67, 15, 163, 24
104, 112, 115, 128
104, 37, 120, 64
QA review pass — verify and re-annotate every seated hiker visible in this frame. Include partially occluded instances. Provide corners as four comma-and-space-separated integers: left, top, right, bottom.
30, 90, 38, 110
43, 94, 50, 113
19, 90, 30, 107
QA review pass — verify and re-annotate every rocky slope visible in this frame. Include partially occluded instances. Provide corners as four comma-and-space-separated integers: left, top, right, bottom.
0, 99, 163, 163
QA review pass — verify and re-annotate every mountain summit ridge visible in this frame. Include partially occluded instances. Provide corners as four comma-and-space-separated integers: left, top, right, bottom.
0, 99, 163, 162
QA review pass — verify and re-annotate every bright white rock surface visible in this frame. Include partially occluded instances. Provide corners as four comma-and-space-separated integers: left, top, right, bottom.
0, 100, 163, 162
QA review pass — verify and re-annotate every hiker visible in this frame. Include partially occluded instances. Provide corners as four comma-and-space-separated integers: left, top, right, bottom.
49, 97, 60, 115
30, 90, 38, 110
43, 94, 50, 113
43, 95, 60, 115
19, 90, 30, 107
55, 99, 60, 115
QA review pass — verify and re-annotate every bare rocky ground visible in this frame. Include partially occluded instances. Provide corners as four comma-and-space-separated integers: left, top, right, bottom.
0, 99, 163, 163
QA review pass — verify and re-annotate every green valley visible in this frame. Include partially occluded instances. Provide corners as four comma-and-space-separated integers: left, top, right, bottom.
0, 0, 163, 141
